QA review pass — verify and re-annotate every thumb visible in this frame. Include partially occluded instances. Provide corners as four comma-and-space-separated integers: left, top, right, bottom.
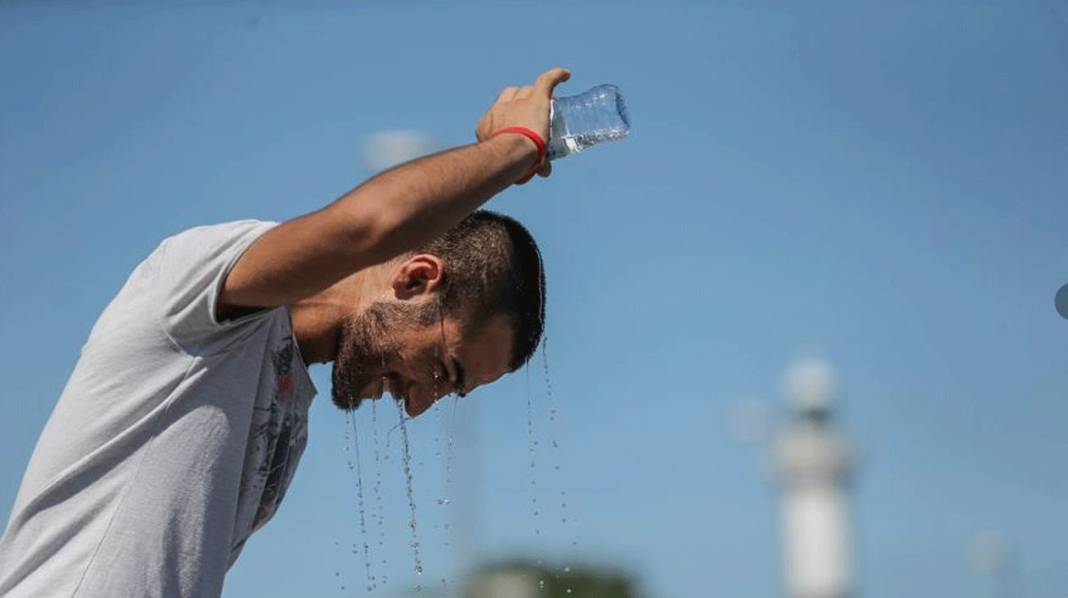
535, 67, 571, 97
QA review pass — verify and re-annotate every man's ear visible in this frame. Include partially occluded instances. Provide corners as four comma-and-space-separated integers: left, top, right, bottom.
392, 254, 445, 300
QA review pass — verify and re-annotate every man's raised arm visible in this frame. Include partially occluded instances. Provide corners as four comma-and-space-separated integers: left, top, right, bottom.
218, 67, 570, 314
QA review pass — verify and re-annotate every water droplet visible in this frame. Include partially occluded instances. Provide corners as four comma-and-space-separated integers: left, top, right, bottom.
566, 588, 573, 594
539, 579, 546, 589
436, 498, 450, 505
564, 566, 571, 573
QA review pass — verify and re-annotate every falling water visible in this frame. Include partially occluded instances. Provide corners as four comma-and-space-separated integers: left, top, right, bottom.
526, 365, 542, 540
431, 400, 452, 594
432, 398, 450, 509
541, 337, 579, 593
344, 410, 376, 592
525, 365, 548, 592
439, 397, 460, 593
395, 399, 424, 586
370, 399, 388, 583
333, 541, 344, 591
442, 398, 457, 549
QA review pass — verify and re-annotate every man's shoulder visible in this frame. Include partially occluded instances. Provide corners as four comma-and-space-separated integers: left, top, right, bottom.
162, 219, 279, 248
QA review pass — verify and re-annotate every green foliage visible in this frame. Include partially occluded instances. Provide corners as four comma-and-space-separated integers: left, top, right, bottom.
464, 559, 638, 598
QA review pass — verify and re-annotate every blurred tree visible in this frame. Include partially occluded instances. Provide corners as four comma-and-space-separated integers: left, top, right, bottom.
463, 559, 638, 598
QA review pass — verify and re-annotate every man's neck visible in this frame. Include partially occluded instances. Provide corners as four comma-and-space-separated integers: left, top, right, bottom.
290, 269, 382, 365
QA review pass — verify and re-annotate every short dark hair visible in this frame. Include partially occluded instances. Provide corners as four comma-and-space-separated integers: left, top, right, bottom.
417, 210, 545, 370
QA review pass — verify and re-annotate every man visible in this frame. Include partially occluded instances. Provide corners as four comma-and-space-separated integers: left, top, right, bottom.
0, 67, 571, 597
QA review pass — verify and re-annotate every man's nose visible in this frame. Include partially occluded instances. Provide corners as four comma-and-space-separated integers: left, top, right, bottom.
411, 384, 450, 416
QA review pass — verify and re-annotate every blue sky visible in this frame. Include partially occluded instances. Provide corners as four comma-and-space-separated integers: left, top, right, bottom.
2, 1, 1067, 597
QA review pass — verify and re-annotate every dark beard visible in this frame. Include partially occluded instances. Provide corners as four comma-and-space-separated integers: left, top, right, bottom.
330, 300, 437, 411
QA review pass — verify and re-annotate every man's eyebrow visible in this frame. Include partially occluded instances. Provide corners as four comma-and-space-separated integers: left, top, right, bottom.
452, 358, 467, 396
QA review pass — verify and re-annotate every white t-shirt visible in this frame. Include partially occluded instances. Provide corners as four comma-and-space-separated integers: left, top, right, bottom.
0, 220, 318, 597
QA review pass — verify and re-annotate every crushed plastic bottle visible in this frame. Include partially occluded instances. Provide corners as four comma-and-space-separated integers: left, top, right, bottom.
547, 84, 630, 161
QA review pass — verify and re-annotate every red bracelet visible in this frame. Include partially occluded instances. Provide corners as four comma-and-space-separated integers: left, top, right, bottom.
490, 126, 546, 184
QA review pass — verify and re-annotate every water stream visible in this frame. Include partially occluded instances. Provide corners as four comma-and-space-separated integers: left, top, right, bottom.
394, 399, 424, 591
542, 339, 575, 593
344, 410, 375, 592
370, 398, 388, 585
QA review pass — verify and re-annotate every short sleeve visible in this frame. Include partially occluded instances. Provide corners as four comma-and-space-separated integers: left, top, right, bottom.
155, 219, 280, 352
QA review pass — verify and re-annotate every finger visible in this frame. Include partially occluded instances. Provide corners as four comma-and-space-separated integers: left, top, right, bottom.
536, 160, 552, 177
516, 85, 535, 100
534, 67, 571, 96
497, 86, 520, 102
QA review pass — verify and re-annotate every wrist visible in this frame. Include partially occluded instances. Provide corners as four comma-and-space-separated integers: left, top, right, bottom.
487, 129, 538, 160
488, 126, 546, 184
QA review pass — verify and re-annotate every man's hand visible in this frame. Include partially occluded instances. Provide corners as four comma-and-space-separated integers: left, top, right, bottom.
475, 67, 571, 180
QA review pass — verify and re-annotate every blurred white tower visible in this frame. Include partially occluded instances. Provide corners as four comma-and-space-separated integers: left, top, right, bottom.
773, 357, 856, 598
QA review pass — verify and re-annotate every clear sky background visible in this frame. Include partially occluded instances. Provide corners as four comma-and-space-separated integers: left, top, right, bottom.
2, 1, 1068, 597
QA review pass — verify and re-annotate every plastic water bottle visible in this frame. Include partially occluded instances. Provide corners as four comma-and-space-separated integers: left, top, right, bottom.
546, 84, 630, 161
